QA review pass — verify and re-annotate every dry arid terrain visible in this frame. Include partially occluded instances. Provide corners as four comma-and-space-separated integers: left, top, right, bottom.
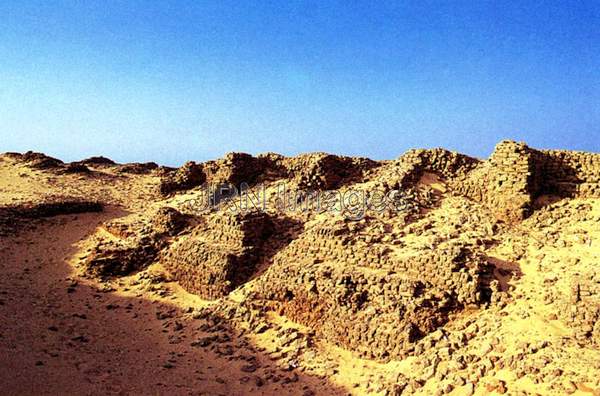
1, 140, 599, 396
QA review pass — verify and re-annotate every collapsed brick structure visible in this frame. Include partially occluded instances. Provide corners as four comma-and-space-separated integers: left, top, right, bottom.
354, 148, 480, 199
397, 148, 480, 186
61, 163, 92, 174
159, 161, 206, 195
565, 273, 600, 345
162, 211, 273, 299
74, 141, 600, 362
160, 153, 278, 196
282, 153, 378, 190
76, 156, 116, 166
20, 151, 64, 170
517, 200, 600, 350
252, 217, 493, 360
85, 240, 161, 278
117, 162, 159, 175
203, 152, 268, 187
454, 141, 536, 222
454, 141, 600, 222
84, 207, 188, 277
535, 149, 600, 197
160, 152, 378, 197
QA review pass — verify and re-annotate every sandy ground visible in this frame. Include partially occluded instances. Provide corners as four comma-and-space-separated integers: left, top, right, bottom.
0, 208, 345, 395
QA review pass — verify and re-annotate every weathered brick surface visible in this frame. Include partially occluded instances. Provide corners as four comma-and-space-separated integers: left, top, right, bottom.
453, 141, 600, 222
84, 207, 187, 277
560, 272, 600, 346
159, 161, 206, 195
282, 153, 378, 190
203, 153, 268, 187
453, 141, 535, 222
536, 149, 600, 197
162, 211, 272, 299
92, 141, 600, 362
252, 218, 493, 361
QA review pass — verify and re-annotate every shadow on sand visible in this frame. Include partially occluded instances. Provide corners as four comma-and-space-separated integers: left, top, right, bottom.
0, 209, 347, 395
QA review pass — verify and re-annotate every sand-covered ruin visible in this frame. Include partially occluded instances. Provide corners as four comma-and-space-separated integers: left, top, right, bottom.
1, 140, 599, 395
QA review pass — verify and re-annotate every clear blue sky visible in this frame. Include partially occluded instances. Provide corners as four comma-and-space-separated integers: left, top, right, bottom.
1, 1, 598, 166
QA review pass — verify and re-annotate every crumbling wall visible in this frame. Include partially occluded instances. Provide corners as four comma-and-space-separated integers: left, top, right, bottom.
259, 265, 435, 360
21, 151, 64, 170
0, 199, 103, 236
282, 153, 377, 190
117, 162, 159, 174
451, 141, 539, 222
85, 207, 188, 277
361, 148, 479, 197
536, 150, 600, 197
561, 272, 600, 346
253, 218, 493, 361
203, 152, 267, 187
453, 141, 600, 222
85, 239, 161, 278
160, 153, 272, 196
159, 161, 206, 195
453, 141, 536, 222
488, 141, 537, 220
162, 211, 272, 299
401, 148, 480, 183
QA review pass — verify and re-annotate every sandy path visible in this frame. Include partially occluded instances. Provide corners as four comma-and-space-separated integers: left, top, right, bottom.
0, 210, 343, 395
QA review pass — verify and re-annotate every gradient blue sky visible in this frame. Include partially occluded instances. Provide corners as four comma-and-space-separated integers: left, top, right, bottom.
1, 1, 599, 166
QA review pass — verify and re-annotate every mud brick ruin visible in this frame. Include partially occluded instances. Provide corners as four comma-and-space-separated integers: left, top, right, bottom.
162, 211, 272, 299
454, 140, 600, 222
148, 140, 600, 361
282, 153, 378, 190
159, 161, 206, 195
84, 207, 188, 277
566, 273, 600, 345
66, 139, 600, 362
253, 218, 494, 360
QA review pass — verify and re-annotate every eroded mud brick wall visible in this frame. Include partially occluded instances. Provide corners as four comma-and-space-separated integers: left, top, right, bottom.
254, 220, 493, 361
401, 148, 480, 182
84, 208, 188, 277
454, 141, 600, 222
256, 262, 444, 360
360, 148, 480, 198
203, 152, 268, 186
159, 161, 206, 195
487, 141, 537, 221
162, 211, 272, 299
561, 272, 600, 345
454, 141, 537, 222
281, 153, 377, 190
536, 150, 600, 197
